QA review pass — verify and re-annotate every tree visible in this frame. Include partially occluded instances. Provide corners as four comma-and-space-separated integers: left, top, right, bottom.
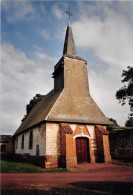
125, 117, 133, 127
116, 66, 133, 116
26, 94, 45, 115
108, 118, 119, 127
107, 117, 119, 131
22, 94, 45, 122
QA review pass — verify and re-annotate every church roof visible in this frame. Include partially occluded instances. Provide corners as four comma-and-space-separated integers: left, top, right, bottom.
63, 22, 77, 56
46, 92, 112, 126
14, 90, 61, 136
14, 87, 111, 136
14, 20, 112, 136
63, 22, 86, 61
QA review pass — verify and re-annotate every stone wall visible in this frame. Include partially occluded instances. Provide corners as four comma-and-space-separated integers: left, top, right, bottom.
45, 122, 60, 168
46, 123, 60, 156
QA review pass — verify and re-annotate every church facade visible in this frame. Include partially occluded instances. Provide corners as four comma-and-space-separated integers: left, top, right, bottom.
13, 21, 112, 168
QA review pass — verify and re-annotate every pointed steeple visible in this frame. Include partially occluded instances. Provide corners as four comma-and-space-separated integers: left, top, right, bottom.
63, 22, 77, 56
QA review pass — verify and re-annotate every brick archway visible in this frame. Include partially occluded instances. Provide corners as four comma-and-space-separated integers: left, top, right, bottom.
76, 137, 90, 163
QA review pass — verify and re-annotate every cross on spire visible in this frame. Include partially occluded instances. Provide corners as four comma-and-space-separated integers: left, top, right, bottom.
63, 7, 77, 56
66, 7, 73, 23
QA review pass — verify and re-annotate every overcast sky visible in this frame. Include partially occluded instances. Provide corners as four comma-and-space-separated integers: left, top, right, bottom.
1, 1, 133, 135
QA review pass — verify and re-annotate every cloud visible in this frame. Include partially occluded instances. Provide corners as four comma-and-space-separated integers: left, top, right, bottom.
52, 5, 64, 19
14, 31, 25, 40
72, 13, 133, 67
89, 67, 130, 126
1, 1, 132, 135
1, 44, 54, 134
33, 45, 44, 52
2, 1, 35, 23
35, 52, 53, 62
71, 3, 133, 125
40, 29, 50, 40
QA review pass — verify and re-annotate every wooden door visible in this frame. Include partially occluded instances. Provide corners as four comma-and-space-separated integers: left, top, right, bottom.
76, 137, 90, 163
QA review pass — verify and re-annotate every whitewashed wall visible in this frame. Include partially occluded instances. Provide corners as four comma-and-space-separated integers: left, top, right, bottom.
15, 124, 46, 156
86, 125, 95, 138
15, 123, 97, 157
70, 124, 95, 138
46, 123, 60, 156
70, 124, 77, 132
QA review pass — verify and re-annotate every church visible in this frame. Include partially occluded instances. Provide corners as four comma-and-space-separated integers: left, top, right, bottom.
13, 16, 112, 168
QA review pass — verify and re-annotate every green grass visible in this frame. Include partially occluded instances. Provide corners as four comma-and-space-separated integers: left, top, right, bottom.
1, 160, 68, 173
113, 161, 133, 166
112, 159, 133, 166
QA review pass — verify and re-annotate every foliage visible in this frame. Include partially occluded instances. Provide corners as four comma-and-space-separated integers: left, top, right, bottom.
108, 118, 119, 126
113, 161, 133, 166
22, 94, 45, 122
112, 158, 133, 166
1, 160, 68, 173
26, 94, 45, 115
107, 118, 119, 131
116, 66, 133, 116
125, 117, 133, 127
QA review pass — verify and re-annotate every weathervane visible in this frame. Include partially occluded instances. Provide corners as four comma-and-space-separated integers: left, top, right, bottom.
66, 7, 73, 22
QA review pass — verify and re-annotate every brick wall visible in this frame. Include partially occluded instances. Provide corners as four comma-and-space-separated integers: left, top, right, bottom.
95, 126, 111, 163
103, 135, 112, 163
95, 126, 104, 162
60, 123, 77, 168
110, 130, 133, 160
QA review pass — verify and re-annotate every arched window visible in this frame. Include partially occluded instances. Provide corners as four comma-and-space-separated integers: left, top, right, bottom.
29, 131, 33, 149
21, 134, 24, 149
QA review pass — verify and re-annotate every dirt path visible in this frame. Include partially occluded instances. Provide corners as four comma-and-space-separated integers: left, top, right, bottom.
1, 164, 133, 194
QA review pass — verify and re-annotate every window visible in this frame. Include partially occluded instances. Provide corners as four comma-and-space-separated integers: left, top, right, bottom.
29, 131, 33, 149
16, 137, 18, 149
21, 134, 24, 149
1, 145, 6, 152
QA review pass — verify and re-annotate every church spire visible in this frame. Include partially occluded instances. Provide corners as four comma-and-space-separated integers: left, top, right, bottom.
63, 7, 77, 56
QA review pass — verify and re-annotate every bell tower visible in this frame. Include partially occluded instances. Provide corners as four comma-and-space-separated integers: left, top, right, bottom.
48, 8, 111, 125
53, 8, 88, 95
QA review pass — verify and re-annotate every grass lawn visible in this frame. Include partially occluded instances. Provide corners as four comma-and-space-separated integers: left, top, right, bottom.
112, 159, 133, 166
1, 160, 68, 173
113, 161, 133, 166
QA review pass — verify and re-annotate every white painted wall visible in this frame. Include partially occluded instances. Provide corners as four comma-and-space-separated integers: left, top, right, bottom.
70, 124, 77, 132
15, 123, 96, 157
46, 123, 60, 156
15, 124, 46, 156
70, 124, 95, 138
86, 125, 95, 138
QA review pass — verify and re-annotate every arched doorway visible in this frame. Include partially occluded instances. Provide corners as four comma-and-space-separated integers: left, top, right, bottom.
76, 137, 90, 163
